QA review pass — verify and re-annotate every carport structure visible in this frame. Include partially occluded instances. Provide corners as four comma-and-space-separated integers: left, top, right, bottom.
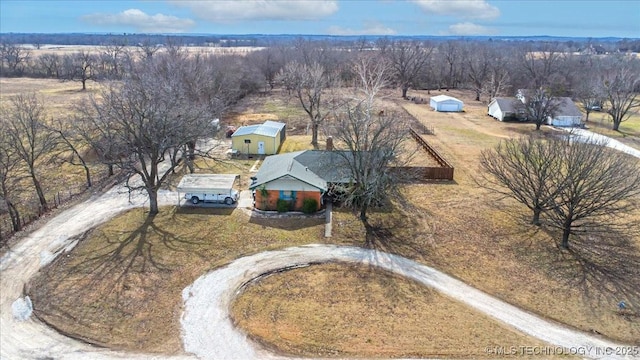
176, 174, 240, 205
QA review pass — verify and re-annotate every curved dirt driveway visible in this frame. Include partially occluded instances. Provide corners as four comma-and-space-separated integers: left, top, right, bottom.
1, 185, 637, 360
182, 245, 637, 360
0, 185, 193, 360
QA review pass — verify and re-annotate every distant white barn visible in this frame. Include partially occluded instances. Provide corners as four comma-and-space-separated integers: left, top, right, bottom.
488, 97, 525, 121
430, 95, 464, 112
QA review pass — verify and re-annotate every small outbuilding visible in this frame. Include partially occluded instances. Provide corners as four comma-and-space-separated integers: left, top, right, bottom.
430, 95, 464, 112
231, 120, 286, 155
546, 97, 583, 127
488, 97, 526, 121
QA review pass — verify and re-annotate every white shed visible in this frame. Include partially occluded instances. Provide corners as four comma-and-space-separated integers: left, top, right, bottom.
430, 95, 464, 112
488, 97, 525, 121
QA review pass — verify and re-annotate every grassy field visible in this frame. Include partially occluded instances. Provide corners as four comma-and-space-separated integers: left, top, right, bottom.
0, 78, 109, 238
582, 109, 640, 149
29, 206, 331, 353
232, 263, 550, 358
25, 86, 640, 357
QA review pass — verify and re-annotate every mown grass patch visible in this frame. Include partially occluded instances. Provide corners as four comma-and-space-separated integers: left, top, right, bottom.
279, 135, 325, 153
232, 263, 554, 358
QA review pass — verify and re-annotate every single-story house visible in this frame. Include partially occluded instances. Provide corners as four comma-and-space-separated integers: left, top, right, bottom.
231, 120, 286, 155
515, 90, 583, 127
430, 95, 464, 112
249, 150, 351, 212
546, 97, 583, 127
488, 97, 526, 121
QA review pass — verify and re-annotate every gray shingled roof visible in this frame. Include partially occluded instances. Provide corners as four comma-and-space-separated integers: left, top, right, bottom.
249, 151, 328, 191
294, 151, 353, 184
249, 150, 354, 191
554, 97, 583, 117
493, 97, 520, 113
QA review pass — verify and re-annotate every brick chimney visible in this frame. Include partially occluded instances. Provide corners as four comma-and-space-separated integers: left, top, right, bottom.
326, 136, 333, 151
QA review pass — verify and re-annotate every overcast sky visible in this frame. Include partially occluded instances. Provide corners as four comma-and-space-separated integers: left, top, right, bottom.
1, 0, 638, 38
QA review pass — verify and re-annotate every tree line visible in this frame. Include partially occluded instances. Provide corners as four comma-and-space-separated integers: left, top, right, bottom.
1, 37, 639, 238
0, 43, 256, 236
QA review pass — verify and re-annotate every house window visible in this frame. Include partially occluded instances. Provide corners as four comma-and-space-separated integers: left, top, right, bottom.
279, 190, 296, 200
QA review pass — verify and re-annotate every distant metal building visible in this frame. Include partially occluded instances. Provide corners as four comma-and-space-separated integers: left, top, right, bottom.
231, 120, 286, 155
430, 95, 464, 112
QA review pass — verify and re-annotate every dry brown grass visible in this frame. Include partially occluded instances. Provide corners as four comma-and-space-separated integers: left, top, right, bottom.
29, 206, 331, 353
232, 263, 552, 358
224, 89, 309, 136
24, 87, 640, 358
390, 89, 640, 344
0, 78, 108, 235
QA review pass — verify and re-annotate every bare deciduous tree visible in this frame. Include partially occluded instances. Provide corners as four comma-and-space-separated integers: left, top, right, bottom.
100, 38, 129, 79
47, 116, 93, 188
136, 37, 162, 60
330, 104, 412, 223
380, 40, 433, 98
77, 55, 222, 216
550, 137, 640, 249
518, 43, 562, 89
328, 55, 411, 223
2, 94, 58, 212
479, 135, 564, 225
484, 48, 511, 99
0, 42, 31, 76
280, 61, 335, 149
601, 57, 640, 131
522, 88, 561, 130
465, 43, 490, 101
0, 126, 22, 232
61, 51, 98, 90
440, 40, 464, 90
37, 53, 61, 79
480, 135, 640, 249
248, 46, 284, 91
575, 76, 605, 123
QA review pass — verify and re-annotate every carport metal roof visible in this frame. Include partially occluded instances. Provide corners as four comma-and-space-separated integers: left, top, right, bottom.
177, 174, 239, 193
231, 121, 285, 138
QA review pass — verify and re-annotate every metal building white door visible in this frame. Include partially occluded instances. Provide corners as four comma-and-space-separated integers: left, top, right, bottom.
258, 141, 265, 154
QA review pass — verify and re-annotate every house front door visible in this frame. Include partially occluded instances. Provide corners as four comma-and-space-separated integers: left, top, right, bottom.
258, 141, 265, 154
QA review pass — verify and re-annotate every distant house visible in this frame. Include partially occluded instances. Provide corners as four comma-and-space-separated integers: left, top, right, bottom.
231, 120, 286, 155
488, 97, 526, 121
515, 90, 583, 127
430, 95, 464, 112
547, 97, 583, 127
249, 150, 351, 212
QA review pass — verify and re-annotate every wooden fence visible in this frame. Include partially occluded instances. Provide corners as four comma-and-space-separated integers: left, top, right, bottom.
408, 128, 455, 181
